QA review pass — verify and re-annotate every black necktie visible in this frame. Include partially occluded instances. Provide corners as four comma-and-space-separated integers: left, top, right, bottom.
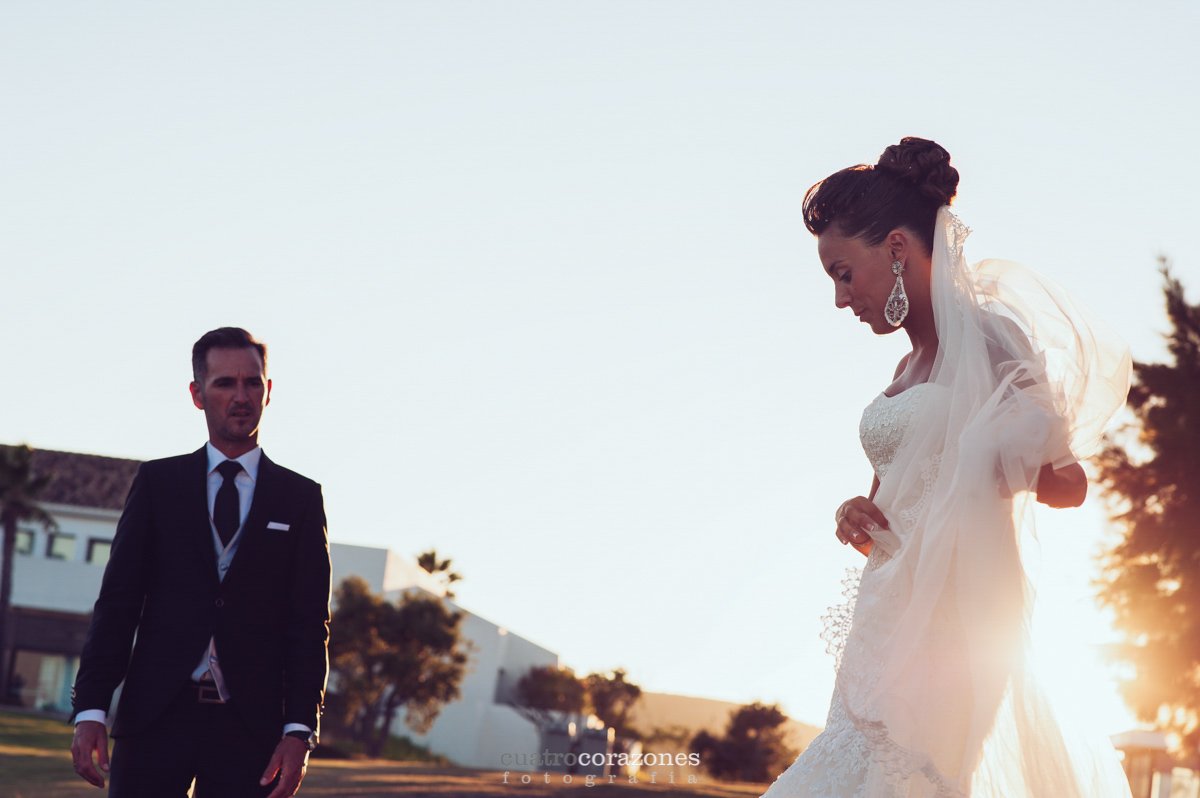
214, 460, 244, 547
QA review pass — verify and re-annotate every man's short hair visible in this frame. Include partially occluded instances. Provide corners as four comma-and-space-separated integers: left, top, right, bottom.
192, 327, 268, 383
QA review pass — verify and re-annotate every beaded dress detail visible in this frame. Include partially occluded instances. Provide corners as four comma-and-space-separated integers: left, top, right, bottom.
858, 385, 939, 482
761, 384, 959, 798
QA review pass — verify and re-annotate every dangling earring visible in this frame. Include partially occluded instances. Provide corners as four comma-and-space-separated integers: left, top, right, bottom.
884, 259, 909, 327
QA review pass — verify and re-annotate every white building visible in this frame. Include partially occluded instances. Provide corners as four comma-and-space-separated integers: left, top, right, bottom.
2, 447, 557, 769
330, 543, 554, 767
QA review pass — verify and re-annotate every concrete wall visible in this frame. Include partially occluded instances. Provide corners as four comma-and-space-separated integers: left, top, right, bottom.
388, 588, 558, 769
9, 504, 118, 614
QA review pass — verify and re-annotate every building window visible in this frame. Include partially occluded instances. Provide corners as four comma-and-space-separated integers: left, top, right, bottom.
15, 528, 35, 556
9, 650, 78, 712
86, 539, 112, 567
46, 532, 76, 561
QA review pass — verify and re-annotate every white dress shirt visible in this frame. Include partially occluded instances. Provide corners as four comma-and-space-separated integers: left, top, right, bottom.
75, 443, 311, 737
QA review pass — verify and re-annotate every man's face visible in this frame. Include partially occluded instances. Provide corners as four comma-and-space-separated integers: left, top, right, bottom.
189, 347, 272, 446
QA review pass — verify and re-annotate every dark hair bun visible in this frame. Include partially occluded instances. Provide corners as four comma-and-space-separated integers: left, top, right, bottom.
875, 137, 959, 206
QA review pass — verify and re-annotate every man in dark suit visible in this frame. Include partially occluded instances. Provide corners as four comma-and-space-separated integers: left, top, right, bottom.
70, 327, 332, 797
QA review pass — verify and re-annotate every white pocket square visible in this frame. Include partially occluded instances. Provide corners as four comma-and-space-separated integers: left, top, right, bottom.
266, 521, 291, 531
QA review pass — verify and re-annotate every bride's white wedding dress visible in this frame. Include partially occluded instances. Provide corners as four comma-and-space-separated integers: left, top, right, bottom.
762, 382, 1132, 797
763, 384, 964, 797
762, 206, 1134, 797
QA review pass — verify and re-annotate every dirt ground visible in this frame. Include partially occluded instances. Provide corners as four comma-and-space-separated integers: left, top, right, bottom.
1, 754, 768, 798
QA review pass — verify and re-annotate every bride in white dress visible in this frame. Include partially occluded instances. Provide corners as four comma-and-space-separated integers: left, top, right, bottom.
762, 138, 1134, 797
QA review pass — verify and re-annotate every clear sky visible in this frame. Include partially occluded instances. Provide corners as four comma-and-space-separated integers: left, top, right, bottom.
2, 1, 1196, 734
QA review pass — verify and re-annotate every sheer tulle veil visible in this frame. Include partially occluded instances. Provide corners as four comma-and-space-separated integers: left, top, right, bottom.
833, 206, 1134, 796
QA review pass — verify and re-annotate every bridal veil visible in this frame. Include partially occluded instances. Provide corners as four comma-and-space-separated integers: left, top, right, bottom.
834, 206, 1134, 796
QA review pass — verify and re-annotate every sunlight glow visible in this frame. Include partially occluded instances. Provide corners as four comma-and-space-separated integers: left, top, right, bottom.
1028, 596, 1139, 738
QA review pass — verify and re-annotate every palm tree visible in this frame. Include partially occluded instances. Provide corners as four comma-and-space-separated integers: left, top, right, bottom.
416, 549, 462, 599
0, 444, 58, 703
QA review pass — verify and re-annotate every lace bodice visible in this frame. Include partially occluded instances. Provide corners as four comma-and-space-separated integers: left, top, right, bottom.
858, 384, 938, 479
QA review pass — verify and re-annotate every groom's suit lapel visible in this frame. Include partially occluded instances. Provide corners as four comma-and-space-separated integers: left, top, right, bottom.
184, 446, 220, 590
221, 452, 279, 589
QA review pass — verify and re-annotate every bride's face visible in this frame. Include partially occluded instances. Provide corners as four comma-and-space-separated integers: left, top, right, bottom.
817, 228, 904, 335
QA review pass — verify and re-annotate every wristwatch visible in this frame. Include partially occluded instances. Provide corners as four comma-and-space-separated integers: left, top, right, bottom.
285, 729, 318, 752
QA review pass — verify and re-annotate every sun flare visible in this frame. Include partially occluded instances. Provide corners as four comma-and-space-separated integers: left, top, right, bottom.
1028, 592, 1138, 738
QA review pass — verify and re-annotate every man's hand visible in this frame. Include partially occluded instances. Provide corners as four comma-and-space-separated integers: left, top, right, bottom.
70, 720, 110, 788
261, 735, 309, 798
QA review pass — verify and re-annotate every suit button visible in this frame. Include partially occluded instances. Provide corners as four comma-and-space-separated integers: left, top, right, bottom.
215, 599, 225, 608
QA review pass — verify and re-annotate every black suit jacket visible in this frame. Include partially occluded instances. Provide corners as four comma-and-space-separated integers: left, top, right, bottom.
71, 446, 332, 748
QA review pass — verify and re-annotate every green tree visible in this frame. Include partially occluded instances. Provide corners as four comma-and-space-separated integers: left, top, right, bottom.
0, 444, 58, 702
327, 576, 469, 757
690, 702, 797, 783
512, 664, 586, 730
1096, 259, 1200, 752
417, 549, 462, 599
584, 668, 642, 738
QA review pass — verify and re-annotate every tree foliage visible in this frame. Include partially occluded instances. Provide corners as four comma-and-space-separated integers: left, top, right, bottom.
416, 548, 462, 599
512, 664, 586, 730
327, 576, 469, 757
584, 668, 642, 739
690, 701, 797, 783
507, 664, 645, 751
0, 444, 58, 701
1096, 259, 1200, 753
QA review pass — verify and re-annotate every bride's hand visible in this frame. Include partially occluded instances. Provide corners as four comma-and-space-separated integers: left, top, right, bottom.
835, 497, 889, 556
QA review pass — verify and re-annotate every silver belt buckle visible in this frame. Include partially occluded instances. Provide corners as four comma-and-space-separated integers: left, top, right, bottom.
196, 683, 225, 704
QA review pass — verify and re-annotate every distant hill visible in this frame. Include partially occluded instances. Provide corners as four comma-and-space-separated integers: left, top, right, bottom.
628, 690, 821, 763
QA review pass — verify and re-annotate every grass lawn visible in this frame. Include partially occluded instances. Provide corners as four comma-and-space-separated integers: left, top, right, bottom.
0, 709, 767, 798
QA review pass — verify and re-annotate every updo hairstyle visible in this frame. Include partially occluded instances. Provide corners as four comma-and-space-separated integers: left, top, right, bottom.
802, 137, 960, 255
